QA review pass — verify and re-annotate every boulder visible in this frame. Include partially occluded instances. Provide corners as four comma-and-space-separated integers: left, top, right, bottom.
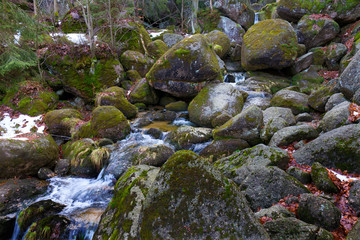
188, 83, 244, 128
213, 0, 255, 30
319, 101, 351, 132
263, 217, 334, 240
147, 34, 222, 98
24, 215, 71, 240
162, 33, 184, 48
276, 0, 360, 24
134, 145, 175, 167
308, 86, 336, 112
44, 109, 83, 137
147, 39, 169, 59
297, 193, 341, 230
255, 205, 295, 220
213, 105, 263, 145
166, 125, 212, 150
0, 133, 59, 178
325, 93, 347, 111
347, 219, 360, 240
206, 30, 231, 59
165, 101, 188, 112
311, 162, 339, 193
293, 124, 360, 173
120, 50, 154, 77
139, 150, 270, 239
263, 107, 296, 125
349, 181, 360, 215
291, 52, 314, 74
325, 43, 347, 70
286, 166, 312, 184
94, 165, 160, 240
217, 16, 245, 46
75, 106, 131, 142
340, 50, 360, 99
292, 65, 325, 93
95, 86, 138, 119
297, 15, 340, 49
199, 139, 249, 159
268, 124, 318, 147
128, 78, 159, 105
270, 89, 309, 115
261, 117, 289, 143
241, 19, 298, 71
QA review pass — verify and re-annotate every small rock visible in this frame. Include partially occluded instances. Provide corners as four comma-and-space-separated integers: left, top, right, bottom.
37, 167, 55, 180
295, 113, 313, 122
311, 162, 339, 193
286, 166, 312, 184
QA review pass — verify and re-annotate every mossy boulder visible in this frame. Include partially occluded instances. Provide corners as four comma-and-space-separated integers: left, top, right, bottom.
95, 86, 137, 119
213, 0, 255, 30
128, 78, 159, 105
349, 181, 360, 215
297, 15, 340, 49
17, 200, 65, 233
270, 89, 310, 115
62, 138, 109, 177
286, 166, 312, 184
217, 16, 245, 46
276, 0, 360, 24
165, 101, 188, 111
162, 33, 184, 48
325, 92, 347, 111
134, 145, 175, 167
269, 124, 319, 147
297, 193, 341, 230
199, 139, 250, 159
147, 39, 169, 60
139, 150, 270, 239
241, 19, 298, 71
340, 50, 360, 99
311, 162, 339, 193
206, 30, 231, 59
292, 65, 325, 93
24, 215, 71, 240
319, 101, 351, 132
347, 219, 360, 240
146, 34, 222, 98
61, 8, 86, 33
166, 125, 213, 150
44, 109, 83, 137
263, 217, 334, 240
0, 178, 48, 238
325, 43, 347, 70
309, 47, 326, 65
120, 50, 154, 77
0, 133, 59, 178
188, 83, 244, 128
293, 124, 360, 173
213, 105, 264, 146
75, 106, 131, 142
93, 165, 160, 240
308, 85, 336, 112
2, 81, 58, 116
46, 55, 125, 101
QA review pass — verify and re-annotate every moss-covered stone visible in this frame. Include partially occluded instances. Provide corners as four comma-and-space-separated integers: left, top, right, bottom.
74, 106, 131, 142
128, 78, 159, 105
166, 125, 213, 150
44, 109, 83, 136
147, 39, 169, 60
146, 34, 222, 98
139, 150, 270, 239
95, 86, 137, 119
311, 162, 339, 193
120, 50, 154, 77
165, 101, 188, 111
270, 89, 310, 115
2, 81, 58, 116
61, 8, 86, 33
241, 19, 298, 71
24, 215, 71, 240
206, 30, 231, 59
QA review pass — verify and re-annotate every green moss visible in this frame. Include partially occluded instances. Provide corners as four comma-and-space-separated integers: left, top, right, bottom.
174, 48, 191, 58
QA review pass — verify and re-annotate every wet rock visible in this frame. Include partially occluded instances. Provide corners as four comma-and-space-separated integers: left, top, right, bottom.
165, 101, 188, 112
213, 0, 255, 30
199, 139, 249, 160
37, 167, 55, 180
54, 159, 70, 176
287, 166, 312, 184
24, 215, 71, 240
129, 78, 159, 105
293, 124, 360, 173
340, 50, 360, 99
241, 19, 298, 71
134, 145, 175, 167
74, 106, 131, 142
0, 133, 59, 178
17, 200, 66, 232
139, 150, 270, 239
255, 205, 295, 220
94, 165, 160, 240
297, 15, 340, 49
144, 128, 163, 139
311, 162, 339, 193
188, 83, 244, 128
147, 34, 222, 98
269, 124, 318, 147
95, 86, 138, 119
213, 105, 263, 146
319, 101, 351, 132
270, 89, 309, 115
44, 109, 83, 137
263, 217, 334, 240
297, 193, 341, 231
166, 125, 212, 150
120, 50, 154, 77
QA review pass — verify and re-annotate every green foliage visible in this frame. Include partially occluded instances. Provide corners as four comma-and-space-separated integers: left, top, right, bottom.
0, 1, 48, 76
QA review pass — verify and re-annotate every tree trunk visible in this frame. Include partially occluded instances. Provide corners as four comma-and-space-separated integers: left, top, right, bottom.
181, 0, 184, 32
34, 0, 38, 16
210, 0, 213, 12
107, 0, 114, 48
191, 0, 199, 34
54, 0, 58, 18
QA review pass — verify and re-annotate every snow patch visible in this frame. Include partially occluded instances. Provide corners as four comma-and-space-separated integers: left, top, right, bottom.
0, 113, 45, 140
148, 29, 167, 38
50, 33, 97, 45
330, 170, 360, 182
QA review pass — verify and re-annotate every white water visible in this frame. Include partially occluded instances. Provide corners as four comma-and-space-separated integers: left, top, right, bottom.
254, 12, 260, 25
172, 118, 196, 127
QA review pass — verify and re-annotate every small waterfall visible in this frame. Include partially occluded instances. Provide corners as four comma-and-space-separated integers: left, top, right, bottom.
10, 216, 20, 240
254, 12, 259, 24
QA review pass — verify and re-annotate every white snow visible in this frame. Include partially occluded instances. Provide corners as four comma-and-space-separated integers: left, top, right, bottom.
0, 113, 45, 140
13, 31, 21, 44
148, 29, 167, 38
330, 170, 360, 182
50, 33, 97, 45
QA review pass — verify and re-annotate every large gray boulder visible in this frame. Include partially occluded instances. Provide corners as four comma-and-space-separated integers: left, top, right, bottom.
269, 124, 318, 147
188, 83, 244, 127
146, 34, 222, 98
241, 19, 298, 71
270, 89, 309, 115
319, 101, 351, 132
340, 50, 360, 99
293, 124, 360, 173
217, 16, 245, 46
213, 105, 263, 146
44, 109, 83, 137
0, 133, 59, 178
139, 151, 270, 239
